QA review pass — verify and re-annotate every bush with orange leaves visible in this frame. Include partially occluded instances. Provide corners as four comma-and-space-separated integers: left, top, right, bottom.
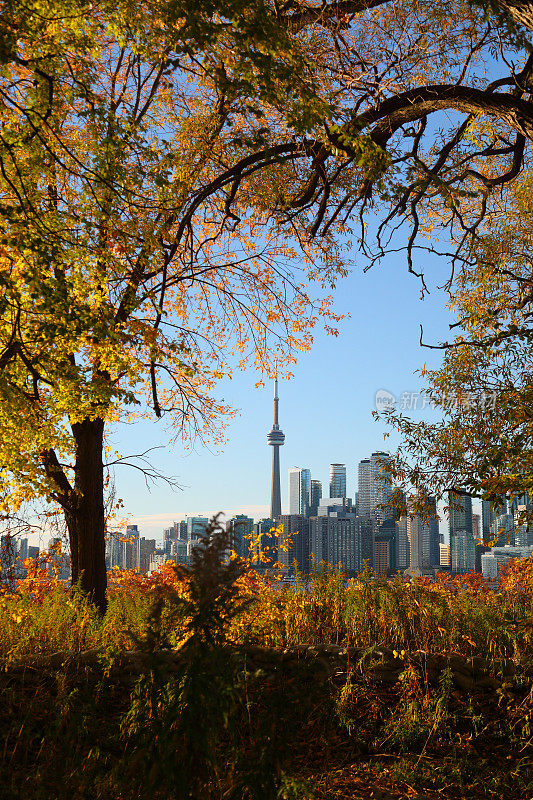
499, 554, 533, 593
16, 552, 66, 602
1, 546, 533, 667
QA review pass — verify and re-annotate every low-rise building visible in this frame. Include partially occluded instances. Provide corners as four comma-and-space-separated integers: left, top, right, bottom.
481, 545, 533, 578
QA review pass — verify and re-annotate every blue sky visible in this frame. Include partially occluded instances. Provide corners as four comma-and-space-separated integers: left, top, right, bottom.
109, 245, 460, 544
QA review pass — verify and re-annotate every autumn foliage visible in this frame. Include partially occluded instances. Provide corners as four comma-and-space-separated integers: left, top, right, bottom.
1, 552, 532, 662
0, 551, 532, 799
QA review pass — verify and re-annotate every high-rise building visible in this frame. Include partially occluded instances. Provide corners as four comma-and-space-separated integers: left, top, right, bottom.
406, 515, 429, 573
358, 452, 392, 528
317, 497, 353, 516
123, 524, 139, 569
18, 538, 29, 562
170, 540, 189, 565
481, 500, 492, 541
472, 514, 481, 540
227, 514, 254, 558
163, 524, 178, 556
186, 517, 208, 540
328, 517, 361, 573
278, 515, 309, 573
515, 522, 533, 547
426, 494, 440, 567
357, 459, 372, 517
252, 518, 277, 568
401, 491, 440, 574
448, 491, 473, 537
46, 537, 70, 580
439, 543, 451, 568
310, 480, 322, 517
397, 516, 410, 571
510, 494, 533, 546
106, 534, 123, 569
482, 497, 507, 541
451, 531, 476, 573
136, 538, 156, 574
309, 516, 361, 573
449, 491, 475, 573
289, 468, 311, 517
481, 544, 533, 578
11, 539, 30, 579
309, 517, 329, 565
0, 534, 16, 583
371, 451, 393, 524
374, 519, 398, 574
360, 515, 374, 568
267, 379, 285, 519
509, 492, 532, 517
329, 464, 347, 499
149, 549, 167, 573
490, 513, 514, 546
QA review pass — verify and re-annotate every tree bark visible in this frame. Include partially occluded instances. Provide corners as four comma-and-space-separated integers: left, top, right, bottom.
68, 418, 107, 614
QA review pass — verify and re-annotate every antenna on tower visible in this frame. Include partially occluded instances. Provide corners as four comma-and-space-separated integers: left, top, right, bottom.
267, 375, 284, 519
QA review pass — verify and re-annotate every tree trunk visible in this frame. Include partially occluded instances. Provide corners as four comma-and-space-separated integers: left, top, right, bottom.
67, 418, 108, 614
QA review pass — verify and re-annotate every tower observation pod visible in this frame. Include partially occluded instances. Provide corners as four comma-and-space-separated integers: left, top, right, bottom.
267, 379, 285, 519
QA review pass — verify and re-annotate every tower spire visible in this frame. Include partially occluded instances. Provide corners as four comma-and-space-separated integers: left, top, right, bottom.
267, 377, 285, 519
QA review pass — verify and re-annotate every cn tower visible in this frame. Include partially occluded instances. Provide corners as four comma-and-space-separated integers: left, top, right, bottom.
267, 378, 285, 519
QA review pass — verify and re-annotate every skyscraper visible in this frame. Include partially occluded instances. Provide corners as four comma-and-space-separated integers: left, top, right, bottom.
278, 515, 310, 573
252, 518, 277, 568
106, 534, 123, 569
136, 538, 156, 574
163, 524, 178, 556
289, 467, 311, 516
186, 517, 209, 540
374, 519, 398, 574
310, 480, 322, 517
397, 492, 440, 575
427, 495, 441, 567
448, 491, 475, 573
358, 452, 392, 527
329, 464, 347, 499
227, 514, 254, 558
267, 379, 285, 519
309, 516, 362, 573
448, 491, 473, 536
482, 497, 507, 540
0, 534, 16, 584
357, 459, 372, 517
123, 524, 139, 570
397, 515, 409, 571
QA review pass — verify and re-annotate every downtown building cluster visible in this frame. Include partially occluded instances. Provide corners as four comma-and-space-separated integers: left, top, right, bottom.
0, 535, 68, 585
449, 492, 533, 578
263, 384, 443, 576
105, 515, 257, 574
104, 518, 213, 574
257, 457, 442, 577
263, 383, 533, 579
3, 384, 533, 584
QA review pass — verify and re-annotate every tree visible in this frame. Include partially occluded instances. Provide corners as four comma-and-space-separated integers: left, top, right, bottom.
0, 0, 351, 611
378, 170, 533, 524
